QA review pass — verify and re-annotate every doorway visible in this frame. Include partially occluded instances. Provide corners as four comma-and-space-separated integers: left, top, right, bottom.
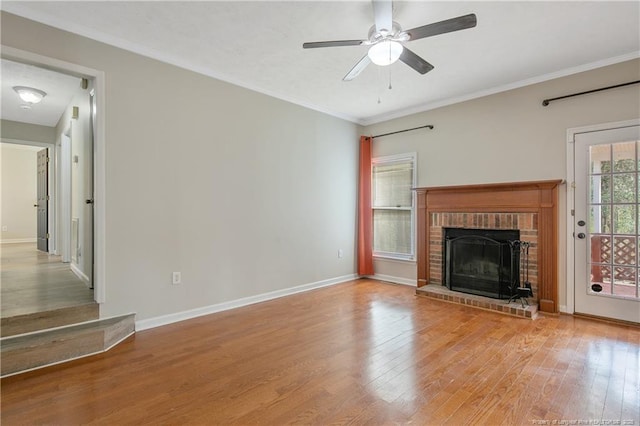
1, 47, 106, 330
1, 62, 93, 287
571, 121, 640, 323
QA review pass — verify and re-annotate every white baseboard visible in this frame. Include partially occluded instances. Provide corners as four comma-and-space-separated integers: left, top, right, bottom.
70, 263, 90, 285
136, 273, 358, 332
559, 305, 570, 314
372, 273, 417, 287
0, 238, 37, 244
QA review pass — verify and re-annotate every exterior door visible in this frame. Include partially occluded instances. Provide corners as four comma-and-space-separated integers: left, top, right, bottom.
36, 148, 48, 252
574, 124, 640, 323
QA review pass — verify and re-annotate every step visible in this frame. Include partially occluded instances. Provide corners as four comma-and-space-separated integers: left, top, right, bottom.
1, 303, 100, 337
1, 313, 135, 377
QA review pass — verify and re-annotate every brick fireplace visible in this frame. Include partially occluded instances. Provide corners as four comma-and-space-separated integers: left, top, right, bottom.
415, 180, 562, 313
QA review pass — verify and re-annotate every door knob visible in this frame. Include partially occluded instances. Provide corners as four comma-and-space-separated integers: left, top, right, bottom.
85, 199, 94, 204
577, 233, 586, 239
577, 220, 586, 227
33, 204, 38, 207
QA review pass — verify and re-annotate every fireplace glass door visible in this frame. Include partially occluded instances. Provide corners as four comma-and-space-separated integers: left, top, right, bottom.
444, 228, 519, 299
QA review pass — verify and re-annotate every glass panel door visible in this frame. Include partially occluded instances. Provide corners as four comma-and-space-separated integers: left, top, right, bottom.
574, 125, 640, 323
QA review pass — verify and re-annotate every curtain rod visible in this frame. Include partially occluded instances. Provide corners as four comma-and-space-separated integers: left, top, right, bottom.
542, 80, 640, 107
372, 124, 434, 139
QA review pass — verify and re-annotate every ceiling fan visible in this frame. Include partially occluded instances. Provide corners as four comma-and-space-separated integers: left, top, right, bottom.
303, 0, 477, 81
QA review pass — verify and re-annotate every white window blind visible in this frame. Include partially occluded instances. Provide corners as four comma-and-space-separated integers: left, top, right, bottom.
372, 154, 416, 260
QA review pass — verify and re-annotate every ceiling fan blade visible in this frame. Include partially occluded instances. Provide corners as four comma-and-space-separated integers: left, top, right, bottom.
303, 40, 365, 48
343, 55, 371, 81
406, 13, 477, 41
372, 0, 393, 34
399, 48, 434, 75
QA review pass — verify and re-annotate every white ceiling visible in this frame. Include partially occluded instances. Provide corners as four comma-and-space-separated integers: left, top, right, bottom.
1, 59, 82, 127
2, 1, 639, 125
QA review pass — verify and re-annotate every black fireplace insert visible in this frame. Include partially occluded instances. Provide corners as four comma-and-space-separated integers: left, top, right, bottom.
444, 228, 520, 299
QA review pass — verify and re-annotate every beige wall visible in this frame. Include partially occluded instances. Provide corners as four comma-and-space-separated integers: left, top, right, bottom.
1, 12, 359, 321
364, 59, 640, 310
1, 119, 56, 144
0, 143, 39, 242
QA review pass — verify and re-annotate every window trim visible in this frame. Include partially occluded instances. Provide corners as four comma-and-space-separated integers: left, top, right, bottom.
371, 152, 417, 261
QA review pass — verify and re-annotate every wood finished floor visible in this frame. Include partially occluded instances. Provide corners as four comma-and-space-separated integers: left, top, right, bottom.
1, 243, 94, 318
2, 279, 639, 425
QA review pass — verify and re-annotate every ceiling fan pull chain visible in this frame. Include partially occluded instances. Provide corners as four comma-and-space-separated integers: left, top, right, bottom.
377, 66, 383, 104
388, 68, 393, 90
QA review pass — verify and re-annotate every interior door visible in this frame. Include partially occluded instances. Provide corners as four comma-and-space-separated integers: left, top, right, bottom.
36, 148, 48, 252
86, 87, 96, 287
574, 124, 640, 323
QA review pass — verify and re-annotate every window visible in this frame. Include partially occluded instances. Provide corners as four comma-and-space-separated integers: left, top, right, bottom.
372, 153, 416, 260
588, 141, 639, 299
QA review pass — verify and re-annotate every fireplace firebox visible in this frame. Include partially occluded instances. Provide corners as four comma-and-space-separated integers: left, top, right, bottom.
444, 228, 520, 299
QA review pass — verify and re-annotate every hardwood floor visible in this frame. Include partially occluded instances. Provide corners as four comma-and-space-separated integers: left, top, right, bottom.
1, 243, 94, 318
2, 279, 639, 425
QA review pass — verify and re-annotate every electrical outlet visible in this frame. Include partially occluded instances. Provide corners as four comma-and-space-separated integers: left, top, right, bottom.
338, 249, 343, 258
172, 272, 181, 285
1, 225, 7, 232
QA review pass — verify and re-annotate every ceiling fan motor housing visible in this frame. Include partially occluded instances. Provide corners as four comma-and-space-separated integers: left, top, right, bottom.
367, 21, 407, 44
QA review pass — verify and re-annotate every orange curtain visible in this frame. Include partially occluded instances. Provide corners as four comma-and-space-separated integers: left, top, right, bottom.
357, 136, 374, 276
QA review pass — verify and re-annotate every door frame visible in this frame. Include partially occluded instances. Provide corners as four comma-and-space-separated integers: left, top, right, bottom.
565, 118, 640, 315
1, 46, 106, 304
60, 129, 72, 263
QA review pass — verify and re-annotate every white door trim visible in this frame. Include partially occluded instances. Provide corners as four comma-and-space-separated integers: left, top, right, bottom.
61, 130, 72, 263
1, 46, 107, 304
565, 118, 640, 315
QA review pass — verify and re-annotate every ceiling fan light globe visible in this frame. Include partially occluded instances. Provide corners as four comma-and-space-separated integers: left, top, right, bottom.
367, 40, 403, 66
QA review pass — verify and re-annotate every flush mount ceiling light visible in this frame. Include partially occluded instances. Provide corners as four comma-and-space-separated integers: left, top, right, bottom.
367, 40, 403, 66
13, 86, 47, 104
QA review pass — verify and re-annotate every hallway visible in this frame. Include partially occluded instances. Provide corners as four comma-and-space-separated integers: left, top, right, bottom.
1, 242, 94, 318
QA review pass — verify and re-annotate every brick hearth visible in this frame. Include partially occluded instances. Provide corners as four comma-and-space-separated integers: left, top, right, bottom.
416, 284, 539, 319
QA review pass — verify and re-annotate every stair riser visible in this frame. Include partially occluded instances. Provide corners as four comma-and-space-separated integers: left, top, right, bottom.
2, 332, 104, 376
1, 303, 99, 337
1, 314, 135, 377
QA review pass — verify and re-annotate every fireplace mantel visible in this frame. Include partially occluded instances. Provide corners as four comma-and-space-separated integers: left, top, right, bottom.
415, 180, 563, 313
